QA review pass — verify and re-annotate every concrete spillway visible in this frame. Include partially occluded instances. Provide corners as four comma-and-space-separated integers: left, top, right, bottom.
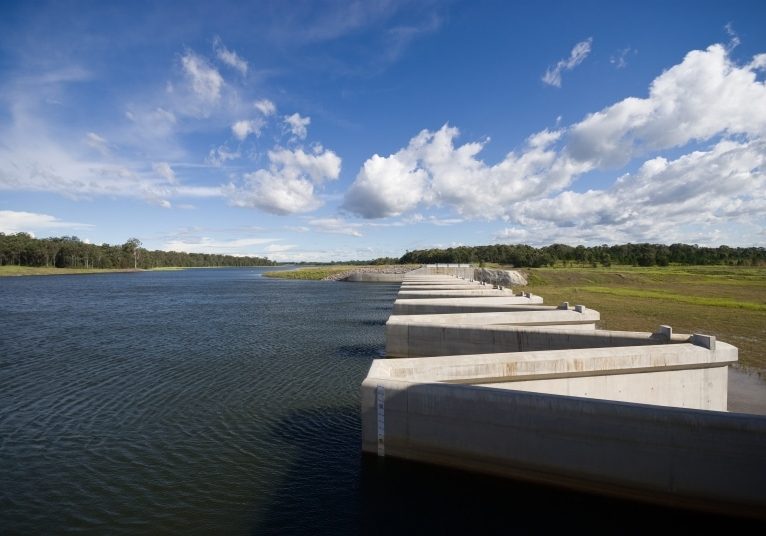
361, 266, 766, 518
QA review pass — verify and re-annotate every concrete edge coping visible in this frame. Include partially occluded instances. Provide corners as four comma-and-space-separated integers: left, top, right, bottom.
386, 308, 600, 326
393, 295, 544, 305
369, 342, 738, 384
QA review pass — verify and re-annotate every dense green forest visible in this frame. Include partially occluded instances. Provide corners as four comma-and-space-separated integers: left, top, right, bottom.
0, 233, 275, 269
399, 243, 766, 267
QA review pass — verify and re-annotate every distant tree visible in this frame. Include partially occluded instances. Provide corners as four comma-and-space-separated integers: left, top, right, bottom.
123, 238, 142, 269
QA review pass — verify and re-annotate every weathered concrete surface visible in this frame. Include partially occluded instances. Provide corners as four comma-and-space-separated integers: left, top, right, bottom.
344, 272, 408, 282
371, 342, 736, 409
388, 308, 600, 327
392, 296, 545, 315
399, 284, 481, 290
362, 267, 764, 516
360, 379, 766, 518
728, 367, 766, 415
386, 308, 602, 357
398, 289, 519, 299
386, 323, 688, 358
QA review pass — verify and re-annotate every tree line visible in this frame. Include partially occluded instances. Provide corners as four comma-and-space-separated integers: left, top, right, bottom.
399, 243, 766, 267
0, 233, 275, 269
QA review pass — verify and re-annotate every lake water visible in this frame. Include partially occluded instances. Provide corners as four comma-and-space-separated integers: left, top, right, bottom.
0, 268, 760, 534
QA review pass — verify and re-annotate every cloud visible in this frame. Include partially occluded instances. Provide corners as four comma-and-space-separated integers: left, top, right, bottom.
284, 112, 310, 140
255, 99, 277, 116
565, 44, 766, 168
0, 122, 223, 204
180, 51, 224, 113
164, 236, 279, 255
213, 36, 248, 75
206, 145, 241, 166
227, 147, 341, 214
343, 124, 572, 218
85, 132, 110, 156
507, 138, 766, 245
609, 47, 634, 69
725, 23, 740, 51
265, 243, 297, 253
152, 162, 177, 183
0, 210, 92, 234
542, 38, 593, 87
231, 118, 265, 140
309, 217, 363, 237
494, 227, 529, 242
344, 43, 766, 231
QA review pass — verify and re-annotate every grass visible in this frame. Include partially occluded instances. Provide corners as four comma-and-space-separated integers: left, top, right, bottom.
263, 265, 364, 280
263, 264, 420, 280
518, 265, 766, 369
0, 266, 141, 277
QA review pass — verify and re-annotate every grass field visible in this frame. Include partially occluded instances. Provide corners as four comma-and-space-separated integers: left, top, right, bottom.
518, 265, 766, 369
0, 266, 143, 277
262, 265, 364, 280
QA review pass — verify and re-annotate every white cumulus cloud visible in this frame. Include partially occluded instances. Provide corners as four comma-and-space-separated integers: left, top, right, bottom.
542, 38, 593, 87
284, 113, 311, 140
255, 99, 277, 116
508, 138, 766, 244
344, 41, 766, 243
566, 44, 766, 169
231, 118, 265, 140
343, 124, 574, 218
228, 147, 341, 214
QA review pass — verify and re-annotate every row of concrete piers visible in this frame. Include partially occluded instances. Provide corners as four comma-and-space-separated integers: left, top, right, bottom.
361, 266, 766, 518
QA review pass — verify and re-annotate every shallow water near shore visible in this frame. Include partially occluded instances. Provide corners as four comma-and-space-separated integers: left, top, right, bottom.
1, 268, 762, 533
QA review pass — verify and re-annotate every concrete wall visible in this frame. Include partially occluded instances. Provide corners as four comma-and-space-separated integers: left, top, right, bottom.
374, 342, 735, 409
388, 308, 600, 327
397, 289, 519, 299
360, 378, 766, 517
360, 268, 763, 515
392, 296, 545, 315
344, 272, 408, 282
385, 323, 685, 358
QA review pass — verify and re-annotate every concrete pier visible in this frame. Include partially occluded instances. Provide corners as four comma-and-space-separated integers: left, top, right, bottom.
392, 296, 545, 315
360, 267, 766, 517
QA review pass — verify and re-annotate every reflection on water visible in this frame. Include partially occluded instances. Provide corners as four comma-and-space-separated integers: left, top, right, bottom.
0, 269, 760, 534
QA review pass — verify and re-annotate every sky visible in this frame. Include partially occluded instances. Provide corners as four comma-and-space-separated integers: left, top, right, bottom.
0, 0, 765, 262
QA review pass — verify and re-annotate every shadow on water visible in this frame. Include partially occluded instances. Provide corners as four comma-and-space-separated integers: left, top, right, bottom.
356, 319, 388, 327
334, 344, 386, 359
253, 408, 765, 535
248, 406, 363, 535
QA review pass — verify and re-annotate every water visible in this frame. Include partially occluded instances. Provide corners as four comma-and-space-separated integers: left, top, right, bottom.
0, 269, 761, 534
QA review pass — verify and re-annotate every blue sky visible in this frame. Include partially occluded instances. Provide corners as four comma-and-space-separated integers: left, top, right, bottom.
1, 0, 764, 261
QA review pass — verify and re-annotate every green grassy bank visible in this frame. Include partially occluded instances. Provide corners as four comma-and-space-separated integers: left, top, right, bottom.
263, 265, 378, 280
0, 266, 147, 277
519, 265, 766, 369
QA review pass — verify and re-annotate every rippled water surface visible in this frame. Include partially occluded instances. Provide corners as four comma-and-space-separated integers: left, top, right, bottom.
1, 269, 760, 534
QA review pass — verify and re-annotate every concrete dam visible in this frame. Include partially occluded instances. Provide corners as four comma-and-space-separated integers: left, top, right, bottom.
360, 266, 766, 518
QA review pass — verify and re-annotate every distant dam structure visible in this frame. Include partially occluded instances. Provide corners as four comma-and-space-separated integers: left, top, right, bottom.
359, 265, 766, 518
